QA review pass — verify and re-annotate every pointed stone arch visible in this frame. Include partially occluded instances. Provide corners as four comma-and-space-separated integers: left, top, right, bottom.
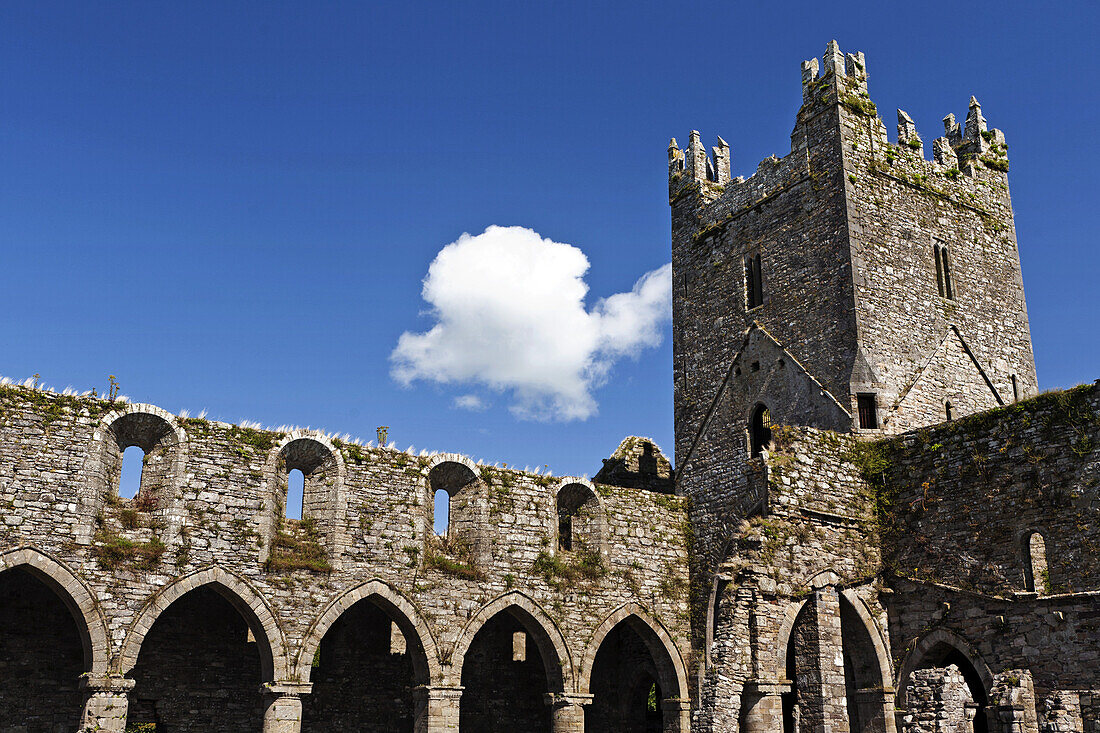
895, 627, 994, 709
839, 589, 893, 687
296, 578, 442, 684
117, 566, 290, 681
450, 591, 573, 692
0, 546, 110, 675
578, 602, 689, 700
774, 598, 809, 680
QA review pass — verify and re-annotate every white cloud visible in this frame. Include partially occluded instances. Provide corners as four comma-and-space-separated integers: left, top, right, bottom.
453, 394, 489, 411
391, 225, 671, 421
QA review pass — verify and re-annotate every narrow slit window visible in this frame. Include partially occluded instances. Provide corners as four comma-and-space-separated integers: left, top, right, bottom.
433, 489, 450, 536
1011, 374, 1019, 402
118, 446, 145, 500
934, 245, 946, 297
857, 394, 878, 429
941, 247, 954, 299
934, 244, 955, 299
945, 401, 954, 422
1026, 532, 1048, 594
286, 468, 304, 520
745, 254, 764, 309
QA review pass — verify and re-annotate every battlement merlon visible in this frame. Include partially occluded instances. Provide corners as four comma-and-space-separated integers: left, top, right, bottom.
801, 40, 868, 103
668, 131, 731, 194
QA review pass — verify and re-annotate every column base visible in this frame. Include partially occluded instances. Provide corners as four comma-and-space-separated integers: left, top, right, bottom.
80, 674, 135, 733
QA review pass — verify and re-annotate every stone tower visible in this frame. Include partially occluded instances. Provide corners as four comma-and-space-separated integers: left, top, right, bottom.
670, 40, 1036, 468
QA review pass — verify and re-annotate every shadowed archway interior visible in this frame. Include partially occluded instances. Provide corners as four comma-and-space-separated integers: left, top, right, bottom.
302, 596, 423, 731
0, 567, 85, 730
128, 586, 265, 731
460, 610, 552, 732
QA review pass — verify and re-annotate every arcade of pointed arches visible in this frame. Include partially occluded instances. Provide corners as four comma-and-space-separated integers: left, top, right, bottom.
0, 547, 690, 732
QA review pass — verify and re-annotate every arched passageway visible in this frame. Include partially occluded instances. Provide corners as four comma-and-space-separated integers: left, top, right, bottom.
302, 597, 427, 731
903, 642, 990, 733
460, 610, 553, 732
782, 595, 893, 733
127, 586, 266, 731
587, 619, 669, 732
840, 597, 886, 733
0, 567, 86, 730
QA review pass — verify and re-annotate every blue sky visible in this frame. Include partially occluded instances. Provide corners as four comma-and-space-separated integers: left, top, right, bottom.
2, 2, 1097, 479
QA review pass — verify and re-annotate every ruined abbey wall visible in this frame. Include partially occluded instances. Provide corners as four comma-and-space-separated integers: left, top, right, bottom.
0, 384, 692, 732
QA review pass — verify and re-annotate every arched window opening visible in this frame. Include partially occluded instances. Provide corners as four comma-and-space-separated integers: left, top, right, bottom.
426, 461, 486, 568
945, 401, 954, 422
119, 445, 146, 500
750, 404, 772, 457
104, 411, 180, 518
556, 484, 602, 556
434, 489, 450, 536
268, 437, 341, 571
286, 468, 305, 520
1025, 532, 1049, 594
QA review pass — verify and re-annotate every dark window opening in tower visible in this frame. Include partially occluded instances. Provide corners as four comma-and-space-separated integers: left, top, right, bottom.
750, 404, 772, 457
745, 254, 764, 309
1011, 374, 1019, 402
857, 394, 878, 429
119, 445, 145, 500
945, 401, 953, 422
287, 468, 304, 520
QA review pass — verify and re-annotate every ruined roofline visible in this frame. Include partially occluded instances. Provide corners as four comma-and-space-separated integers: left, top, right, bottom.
673, 322, 852, 483
880, 380, 1100, 445
0, 380, 572, 482
669, 41, 1011, 227
0, 378, 680, 492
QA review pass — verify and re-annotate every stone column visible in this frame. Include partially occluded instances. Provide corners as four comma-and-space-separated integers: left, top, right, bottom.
79, 674, 134, 733
261, 682, 311, 733
546, 692, 593, 733
662, 697, 692, 733
414, 685, 463, 733
741, 681, 790, 733
792, 583, 850, 733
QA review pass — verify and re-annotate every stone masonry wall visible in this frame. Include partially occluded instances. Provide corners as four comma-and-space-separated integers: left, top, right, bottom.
837, 69, 1037, 430
873, 383, 1100, 595
0, 383, 692, 730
